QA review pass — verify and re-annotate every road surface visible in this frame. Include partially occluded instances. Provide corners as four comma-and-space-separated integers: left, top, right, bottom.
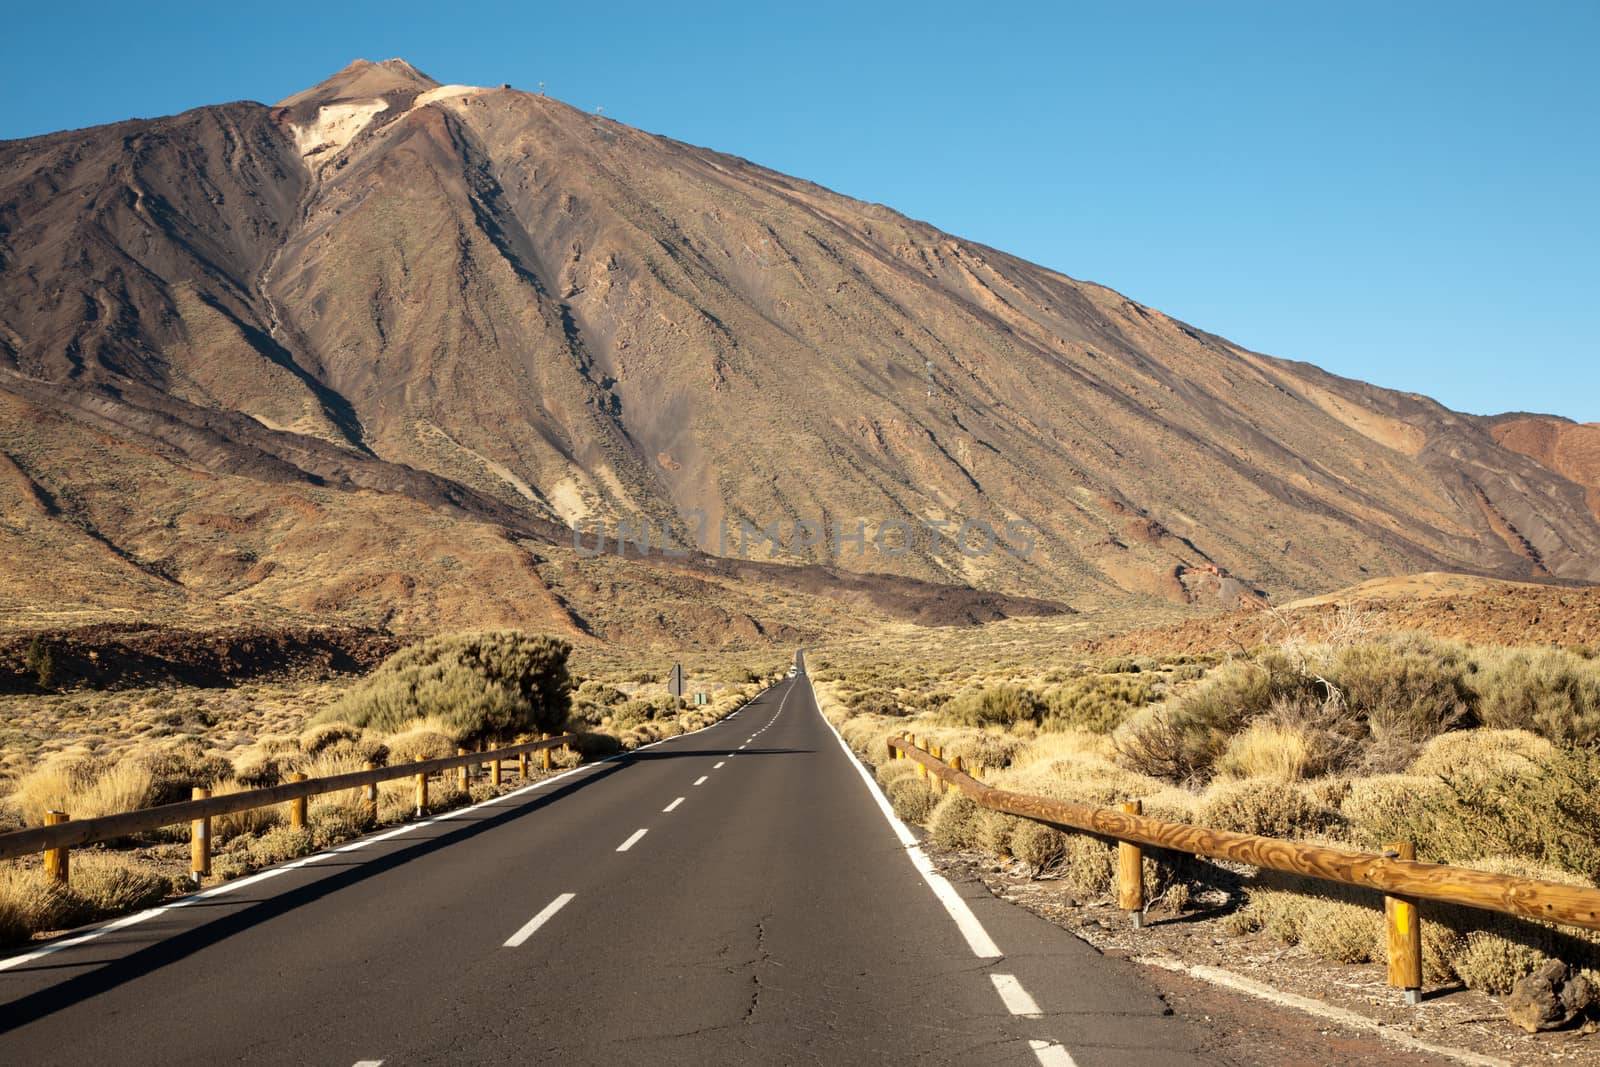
0, 661, 1212, 1065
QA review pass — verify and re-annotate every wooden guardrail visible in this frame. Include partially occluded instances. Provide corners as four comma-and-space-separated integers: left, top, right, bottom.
887, 734, 1600, 1004
0, 734, 576, 882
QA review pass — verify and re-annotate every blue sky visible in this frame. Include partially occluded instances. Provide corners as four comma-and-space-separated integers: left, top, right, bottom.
4, 2, 1596, 421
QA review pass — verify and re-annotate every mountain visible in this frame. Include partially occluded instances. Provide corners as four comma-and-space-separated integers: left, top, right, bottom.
1, 59, 1596, 642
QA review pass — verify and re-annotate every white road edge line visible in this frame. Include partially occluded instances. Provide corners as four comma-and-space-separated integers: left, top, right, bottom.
616, 828, 648, 852
990, 973, 1043, 1017
1134, 957, 1512, 1067
806, 672, 1002, 961
503, 892, 575, 948
0, 684, 786, 973
1029, 1040, 1079, 1067
663, 797, 685, 813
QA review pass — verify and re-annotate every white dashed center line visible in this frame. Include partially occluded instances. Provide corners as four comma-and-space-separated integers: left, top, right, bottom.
694, 775, 709, 786
714, 761, 725, 769
616, 829, 648, 852
503, 892, 576, 948
989, 973, 1042, 1017
663, 797, 685, 813
1029, 1040, 1079, 1066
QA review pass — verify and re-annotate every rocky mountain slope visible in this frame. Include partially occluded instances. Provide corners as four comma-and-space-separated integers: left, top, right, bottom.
1, 59, 1596, 640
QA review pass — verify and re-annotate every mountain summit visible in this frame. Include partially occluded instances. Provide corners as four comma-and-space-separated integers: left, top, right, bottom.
1, 61, 1596, 637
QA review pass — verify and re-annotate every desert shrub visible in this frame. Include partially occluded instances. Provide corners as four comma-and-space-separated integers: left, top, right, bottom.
386, 729, 456, 765
575, 680, 628, 705
1196, 780, 1333, 839
136, 744, 234, 805
24, 635, 54, 690
70, 854, 168, 919
0, 864, 80, 943
943, 686, 1042, 728
1297, 898, 1381, 964
975, 809, 1022, 857
1062, 834, 1115, 898
1010, 821, 1067, 875
300, 722, 362, 755
1114, 654, 1315, 783
1437, 745, 1600, 882
1339, 774, 1452, 852
875, 757, 922, 792
847, 688, 904, 717
1471, 647, 1600, 746
230, 751, 285, 789
887, 776, 936, 823
217, 826, 314, 877
314, 632, 572, 744
928, 793, 983, 851
11, 753, 158, 826
1407, 729, 1551, 781
1216, 718, 1341, 783
574, 732, 622, 761
1042, 674, 1154, 733
1325, 638, 1476, 766
1450, 931, 1548, 994
308, 801, 369, 849
211, 780, 284, 841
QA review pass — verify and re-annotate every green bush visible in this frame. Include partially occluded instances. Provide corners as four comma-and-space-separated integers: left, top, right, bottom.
944, 686, 1042, 728
1472, 647, 1600, 746
1197, 780, 1334, 839
1043, 674, 1154, 733
313, 632, 572, 744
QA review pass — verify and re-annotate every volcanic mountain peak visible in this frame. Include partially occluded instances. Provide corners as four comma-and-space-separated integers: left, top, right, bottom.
1, 61, 1598, 641
275, 57, 441, 110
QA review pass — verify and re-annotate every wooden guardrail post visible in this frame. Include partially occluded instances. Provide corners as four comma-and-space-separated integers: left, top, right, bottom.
458, 748, 469, 791
542, 733, 553, 771
949, 754, 964, 793
1119, 800, 1145, 929
288, 772, 308, 829
363, 762, 379, 824
518, 752, 529, 779
191, 787, 211, 884
1385, 841, 1423, 1005
491, 756, 502, 788
43, 810, 68, 883
414, 757, 428, 817
915, 738, 927, 780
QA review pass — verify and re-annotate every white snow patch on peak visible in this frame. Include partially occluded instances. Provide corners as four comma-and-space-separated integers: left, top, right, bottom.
413, 84, 486, 108
291, 99, 390, 160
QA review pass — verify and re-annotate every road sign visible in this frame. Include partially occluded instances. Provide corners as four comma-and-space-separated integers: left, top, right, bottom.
668, 662, 684, 698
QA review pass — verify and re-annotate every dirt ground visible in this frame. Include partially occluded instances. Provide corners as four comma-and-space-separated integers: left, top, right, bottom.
930, 847, 1600, 1066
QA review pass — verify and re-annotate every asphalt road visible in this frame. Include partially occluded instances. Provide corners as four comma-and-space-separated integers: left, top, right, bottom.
0, 660, 1213, 1065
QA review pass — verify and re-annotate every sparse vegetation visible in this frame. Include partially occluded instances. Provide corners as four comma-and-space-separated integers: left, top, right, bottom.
0, 632, 764, 945
313, 632, 573, 744
818, 611, 1600, 1001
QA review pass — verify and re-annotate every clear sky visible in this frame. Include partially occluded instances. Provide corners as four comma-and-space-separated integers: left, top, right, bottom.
4, 2, 1596, 421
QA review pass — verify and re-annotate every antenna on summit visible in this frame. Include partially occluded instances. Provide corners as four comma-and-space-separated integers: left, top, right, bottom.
539, 81, 546, 95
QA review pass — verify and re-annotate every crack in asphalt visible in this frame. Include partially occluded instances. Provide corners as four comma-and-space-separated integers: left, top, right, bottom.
744, 912, 774, 1024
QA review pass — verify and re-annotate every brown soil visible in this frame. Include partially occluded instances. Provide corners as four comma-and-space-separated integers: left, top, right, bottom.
1080, 576, 1600, 657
